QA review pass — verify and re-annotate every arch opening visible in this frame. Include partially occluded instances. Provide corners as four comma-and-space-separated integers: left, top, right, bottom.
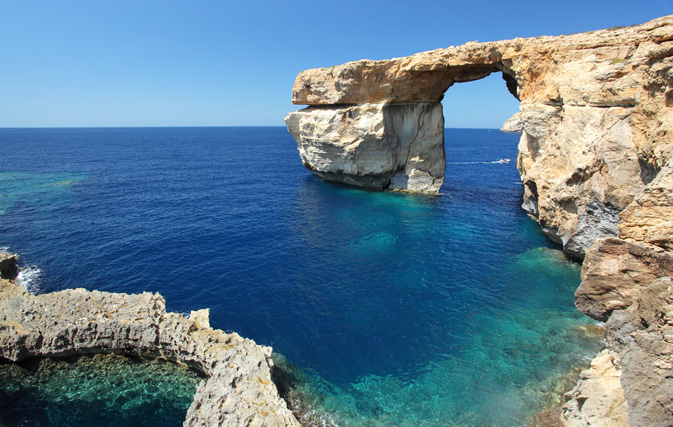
441, 71, 521, 130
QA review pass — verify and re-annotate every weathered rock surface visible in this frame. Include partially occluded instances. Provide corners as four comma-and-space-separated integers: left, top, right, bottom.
500, 112, 523, 133
561, 349, 628, 427
287, 18, 673, 423
605, 277, 673, 426
286, 102, 445, 192
619, 164, 673, 251
575, 238, 673, 321
287, 15, 673, 251
0, 277, 299, 427
0, 252, 18, 280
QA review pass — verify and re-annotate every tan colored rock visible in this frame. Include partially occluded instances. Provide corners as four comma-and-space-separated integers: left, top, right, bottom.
287, 15, 673, 253
518, 104, 642, 258
561, 350, 628, 427
290, 17, 673, 107
619, 165, 673, 251
576, 238, 673, 321
500, 112, 523, 133
0, 279, 299, 427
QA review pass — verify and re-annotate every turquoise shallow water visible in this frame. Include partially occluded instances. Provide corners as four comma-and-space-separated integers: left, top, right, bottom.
0, 127, 603, 426
0, 354, 202, 426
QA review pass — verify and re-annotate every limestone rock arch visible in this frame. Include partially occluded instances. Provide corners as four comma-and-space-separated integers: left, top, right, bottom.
285, 15, 673, 259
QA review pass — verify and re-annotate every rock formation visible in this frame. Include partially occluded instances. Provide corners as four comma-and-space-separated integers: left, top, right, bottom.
563, 157, 673, 425
286, 15, 673, 259
501, 112, 523, 133
561, 349, 628, 426
286, 14, 673, 426
0, 252, 18, 280
286, 102, 445, 192
0, 263, 300, 427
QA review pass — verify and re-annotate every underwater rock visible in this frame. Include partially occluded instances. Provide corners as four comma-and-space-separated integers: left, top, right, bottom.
0, 278, 299, 427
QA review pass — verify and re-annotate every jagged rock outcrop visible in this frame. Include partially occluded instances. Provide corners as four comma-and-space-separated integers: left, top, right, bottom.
0, 274, 299, 427
575, 238, 673, 321
605, 277, 673, 426
0, 252, 18, 280
561, 349, 628, 427
565, 165, 673, 425
285, 102, 445, 192
286, 15, 673, 257
287, 15, 673, 426
501, 112, 523, 133
566, 277, 673, 426
619, 164, 673, 250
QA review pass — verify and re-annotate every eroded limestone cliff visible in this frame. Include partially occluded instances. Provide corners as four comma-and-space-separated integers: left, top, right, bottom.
286, 15, 673, 426
286, 15, 673, 260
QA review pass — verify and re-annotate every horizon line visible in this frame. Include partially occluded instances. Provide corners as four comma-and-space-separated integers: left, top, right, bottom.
0, 125, 505, 130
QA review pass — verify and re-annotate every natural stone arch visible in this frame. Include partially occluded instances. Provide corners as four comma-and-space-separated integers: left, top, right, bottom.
286, 16, 673, 260
285, 63, 520, 194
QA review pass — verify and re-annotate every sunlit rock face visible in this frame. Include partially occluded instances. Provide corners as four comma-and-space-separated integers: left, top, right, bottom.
500, 112, 523, 133
286, 15, 673, 257
285, 102, 445, 193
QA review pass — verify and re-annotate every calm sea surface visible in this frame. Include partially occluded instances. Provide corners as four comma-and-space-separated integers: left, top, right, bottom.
0, 127, 603, 426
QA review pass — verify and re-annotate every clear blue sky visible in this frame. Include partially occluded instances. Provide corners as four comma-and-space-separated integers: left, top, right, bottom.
1, 0, 671, 128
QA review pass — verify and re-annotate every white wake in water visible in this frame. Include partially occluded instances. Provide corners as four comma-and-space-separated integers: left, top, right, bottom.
446, 160, 511, 165
16, 264, 43, 294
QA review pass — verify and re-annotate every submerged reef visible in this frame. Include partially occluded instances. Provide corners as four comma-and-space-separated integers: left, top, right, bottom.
0, 255, 299, 427
286, 15, 673, 426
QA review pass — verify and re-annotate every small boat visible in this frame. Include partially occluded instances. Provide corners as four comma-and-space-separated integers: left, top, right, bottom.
496, 158, 511, 164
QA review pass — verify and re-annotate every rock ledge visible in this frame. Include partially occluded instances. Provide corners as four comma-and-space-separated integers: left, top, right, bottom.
0, 266, 300, 427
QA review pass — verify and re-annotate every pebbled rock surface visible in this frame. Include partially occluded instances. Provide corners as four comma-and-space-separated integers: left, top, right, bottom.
0, 277, 300, 427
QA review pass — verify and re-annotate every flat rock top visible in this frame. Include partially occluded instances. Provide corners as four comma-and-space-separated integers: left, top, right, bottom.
291, 15, 673, 105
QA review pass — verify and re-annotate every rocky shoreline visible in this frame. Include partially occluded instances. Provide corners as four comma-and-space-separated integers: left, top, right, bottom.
285, 15, 673, 426
2, 16, 672, 427
0, 253, 300, 427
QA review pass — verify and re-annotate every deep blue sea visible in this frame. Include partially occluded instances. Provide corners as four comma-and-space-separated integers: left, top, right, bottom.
0, 127, 603, 426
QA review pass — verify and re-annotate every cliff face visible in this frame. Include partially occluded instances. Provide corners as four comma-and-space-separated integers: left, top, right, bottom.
286, 15, 673, 426
286, 15, 673, 259
286, 102, 445, 192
